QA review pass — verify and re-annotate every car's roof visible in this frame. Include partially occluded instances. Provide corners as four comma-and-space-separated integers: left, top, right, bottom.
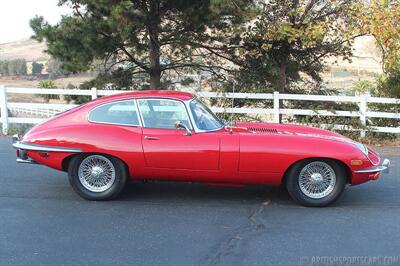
96, 90, 194, 103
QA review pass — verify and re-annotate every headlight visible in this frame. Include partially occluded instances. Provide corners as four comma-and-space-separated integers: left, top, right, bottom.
354, 143, 368, 156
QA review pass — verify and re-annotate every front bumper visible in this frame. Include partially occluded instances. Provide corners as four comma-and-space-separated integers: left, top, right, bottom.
354, 158, 390, 174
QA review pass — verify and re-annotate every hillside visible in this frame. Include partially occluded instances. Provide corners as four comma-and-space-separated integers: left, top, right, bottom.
0, 36, 383, 90
0, 38, 49, 62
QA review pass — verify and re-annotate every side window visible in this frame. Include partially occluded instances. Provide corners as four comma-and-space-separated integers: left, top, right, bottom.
89, 100, 139, 126
138, 99, 191, 129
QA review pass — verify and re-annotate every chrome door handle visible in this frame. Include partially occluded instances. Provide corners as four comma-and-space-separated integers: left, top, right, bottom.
144, 136, 160, 140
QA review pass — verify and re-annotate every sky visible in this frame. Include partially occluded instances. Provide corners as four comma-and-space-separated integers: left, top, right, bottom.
0, 0, 71, 44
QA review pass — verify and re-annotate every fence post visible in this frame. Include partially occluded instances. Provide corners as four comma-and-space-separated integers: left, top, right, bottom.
91, 87, 98, 100
273, 91, 280, 123
0, 85, 9, 135
359, 93, 368, 138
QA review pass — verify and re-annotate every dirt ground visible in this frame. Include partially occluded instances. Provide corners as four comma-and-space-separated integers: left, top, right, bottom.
0, 76, 93, 89
0, 76, 93, 105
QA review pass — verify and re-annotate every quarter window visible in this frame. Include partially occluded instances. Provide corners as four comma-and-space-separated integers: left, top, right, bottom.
89, 100, 139, 126
138, 99, 191, 129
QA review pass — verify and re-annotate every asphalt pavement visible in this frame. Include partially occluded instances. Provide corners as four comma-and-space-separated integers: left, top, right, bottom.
0, 137, 399, 266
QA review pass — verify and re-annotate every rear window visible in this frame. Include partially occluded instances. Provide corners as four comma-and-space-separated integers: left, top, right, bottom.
89, 100, 139, 126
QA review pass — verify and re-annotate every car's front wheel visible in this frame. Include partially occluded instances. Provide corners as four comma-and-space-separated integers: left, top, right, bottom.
286, 159, 346, 207
68, 154, 128, 200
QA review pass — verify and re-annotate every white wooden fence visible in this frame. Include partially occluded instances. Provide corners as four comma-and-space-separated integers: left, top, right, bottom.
1, 85, 399, 136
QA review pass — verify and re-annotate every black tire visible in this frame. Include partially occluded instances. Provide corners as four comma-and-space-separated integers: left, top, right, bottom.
286, 159, 346, 207
68, 154, 128, 200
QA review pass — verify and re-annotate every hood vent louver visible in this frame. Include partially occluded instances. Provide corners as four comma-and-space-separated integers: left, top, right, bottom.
247, 127, 278, 134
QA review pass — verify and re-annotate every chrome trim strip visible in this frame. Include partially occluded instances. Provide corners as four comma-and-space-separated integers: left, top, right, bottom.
137, 98, 194, 130
13, 142, 82, 153
354, 158, 390, 174
88, 120, 142, 128
16, 158, 38, 164
184, 98, 225, 133
136, 98, 145, 127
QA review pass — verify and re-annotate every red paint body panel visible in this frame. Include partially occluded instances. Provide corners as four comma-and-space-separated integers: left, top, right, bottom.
19, 90, 382, 187
141, 128, 220, 170
27, 150, 74, 170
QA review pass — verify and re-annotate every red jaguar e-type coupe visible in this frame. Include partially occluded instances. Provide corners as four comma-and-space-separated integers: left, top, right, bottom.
12, 90, 390, 206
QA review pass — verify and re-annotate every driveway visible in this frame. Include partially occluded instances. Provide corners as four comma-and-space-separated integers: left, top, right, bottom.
0, 137, 399, 265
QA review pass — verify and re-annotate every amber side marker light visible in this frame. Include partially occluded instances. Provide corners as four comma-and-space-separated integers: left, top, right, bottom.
350, 160, 363, 166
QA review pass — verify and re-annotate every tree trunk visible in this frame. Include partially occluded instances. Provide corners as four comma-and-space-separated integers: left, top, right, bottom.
276, 62, 287, 123
148, 0, 162, 89
149, 34, 161, 89
149, 53, 161, 89
277, 63, 287, 93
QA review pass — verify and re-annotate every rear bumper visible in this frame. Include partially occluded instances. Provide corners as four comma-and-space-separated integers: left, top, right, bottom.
354, 158, 390, 174
12, 134, 82, 165
16, 158, 38, 164
12, 135, 37, 164
12, 134, 37, 164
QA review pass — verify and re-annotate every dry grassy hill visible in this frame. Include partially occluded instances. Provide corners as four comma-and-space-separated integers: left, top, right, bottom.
0, 38, 49, 61
0, 36, 383, 90
0, 38, 91, 88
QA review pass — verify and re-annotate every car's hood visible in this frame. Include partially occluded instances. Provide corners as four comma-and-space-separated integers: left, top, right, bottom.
234, 122, 356, 144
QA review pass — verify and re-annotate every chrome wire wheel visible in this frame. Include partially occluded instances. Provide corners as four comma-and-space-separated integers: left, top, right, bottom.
298, 161, 336, 199
78, 155, 116, 193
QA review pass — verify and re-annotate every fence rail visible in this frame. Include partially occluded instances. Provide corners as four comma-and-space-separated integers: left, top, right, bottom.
1, 85, 399, 136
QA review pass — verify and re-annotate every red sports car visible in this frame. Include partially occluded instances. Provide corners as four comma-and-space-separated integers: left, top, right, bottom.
12, 90, 390, 206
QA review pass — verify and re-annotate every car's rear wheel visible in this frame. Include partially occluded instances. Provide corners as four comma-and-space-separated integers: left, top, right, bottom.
68, 154, 127, 200
286, 159, 346, 207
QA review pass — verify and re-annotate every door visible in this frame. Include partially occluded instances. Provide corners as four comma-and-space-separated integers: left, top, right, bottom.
138, 98, 220, 170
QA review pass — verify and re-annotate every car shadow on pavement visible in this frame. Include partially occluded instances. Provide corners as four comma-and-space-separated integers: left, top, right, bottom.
118, 181, 390, 208
119, 181, 295, 206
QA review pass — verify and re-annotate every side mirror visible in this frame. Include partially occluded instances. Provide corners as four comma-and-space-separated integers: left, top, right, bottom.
174, 121, 192, 136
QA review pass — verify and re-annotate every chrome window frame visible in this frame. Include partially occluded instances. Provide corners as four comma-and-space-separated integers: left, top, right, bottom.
185, 98, 225, 133
137, 98, 194, 130
87, 96, 224, 134
88, 99, 142, 127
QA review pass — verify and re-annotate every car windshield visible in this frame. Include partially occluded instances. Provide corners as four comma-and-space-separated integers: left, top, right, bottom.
189, 99, 224, 131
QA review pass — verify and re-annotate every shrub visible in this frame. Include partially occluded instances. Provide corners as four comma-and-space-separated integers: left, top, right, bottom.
37, 80, 59, 102
64, 83, 91, 104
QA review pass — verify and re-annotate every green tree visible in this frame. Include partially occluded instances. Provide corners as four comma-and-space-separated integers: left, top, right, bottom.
377, 64, 400, 98
7, 59, 27, 76
30, 0, 254, 89
46, 59, 64, 79
31, 62, 44, 75
355, 0, 400, 98
0, 61, 9, 76
357, 0, 400, 74
7, 61, 16, 76
233, 0, 360, 93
